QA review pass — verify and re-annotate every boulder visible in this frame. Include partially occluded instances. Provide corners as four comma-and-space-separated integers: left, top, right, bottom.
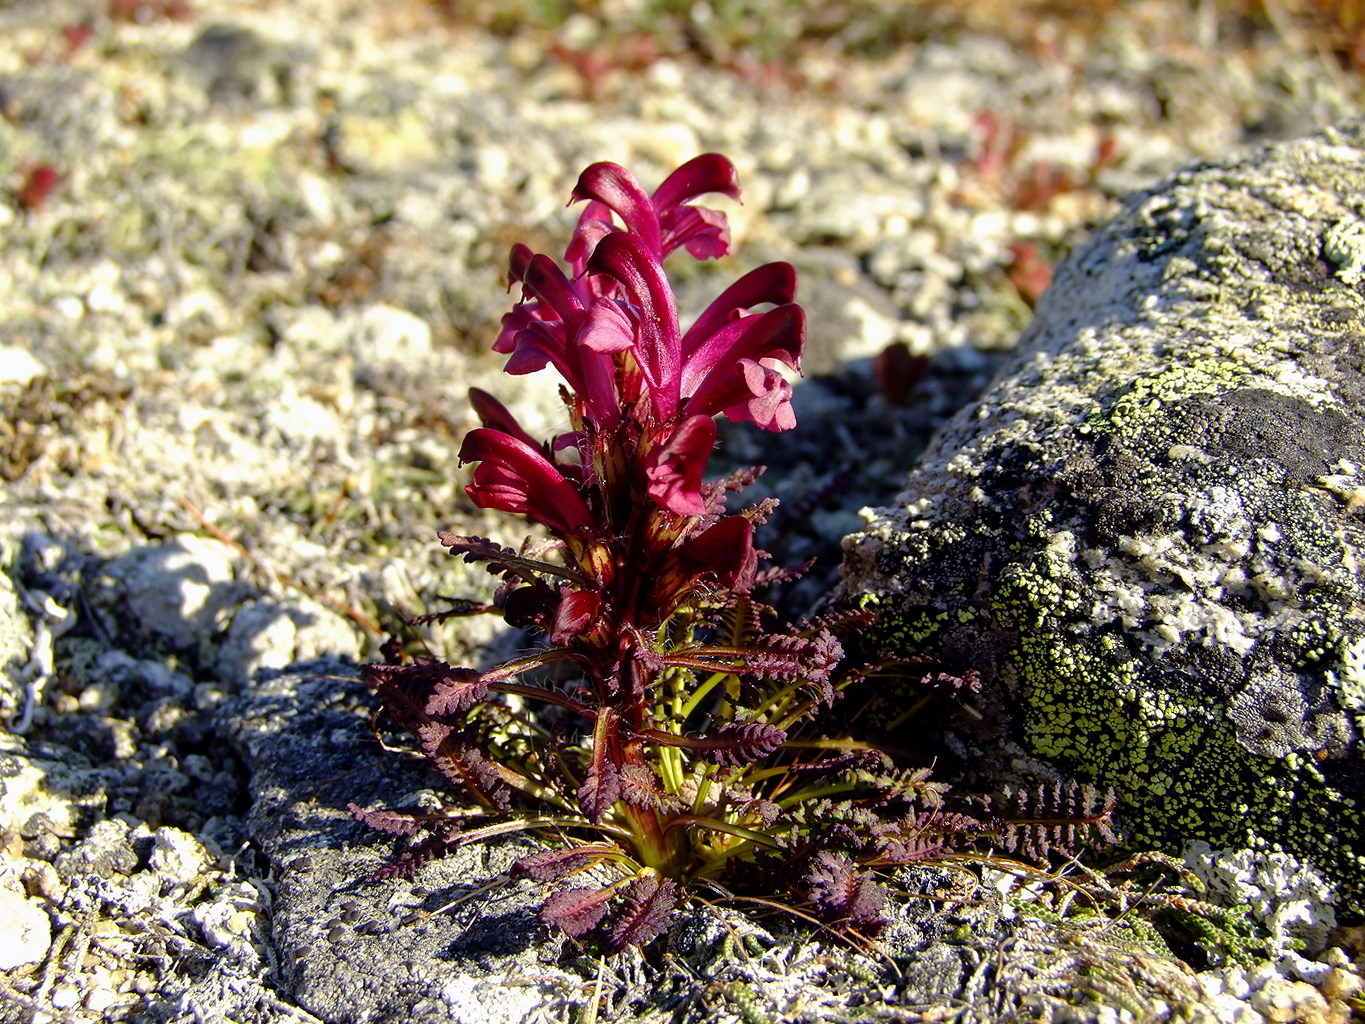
839, 123, 1365, 910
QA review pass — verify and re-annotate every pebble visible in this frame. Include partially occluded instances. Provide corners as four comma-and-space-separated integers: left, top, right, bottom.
149, 826, 211, 886
0, 883, 51, 970
0, 345, 48, 386
107, 536, 245, 652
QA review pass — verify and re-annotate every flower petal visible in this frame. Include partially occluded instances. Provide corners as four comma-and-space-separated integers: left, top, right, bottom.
679, 262, 798, 359
680, 302, 804, 399
686, 357, 796, 432
578, 300, 635, 354
587, 231, 682, 420
572, 162, 662, 257
651, 153, 741, 211
684, 515, 758, 594
459, 428, 595, 535
520, 253, 587, 326
468, 387, 543, 451
550, 587, 602, 645
659, 204, 731, 260
565, 199, 616, 268
644, 415, 716, 516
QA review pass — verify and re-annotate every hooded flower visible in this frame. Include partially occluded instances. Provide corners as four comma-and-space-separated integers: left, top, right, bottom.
644, 415, 717, 516
465, 155, 805, 534
459, 428, 594, 537
493, 155, 751, 431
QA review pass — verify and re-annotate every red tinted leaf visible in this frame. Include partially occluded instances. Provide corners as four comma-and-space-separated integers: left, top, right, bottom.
578, 758, 620, 824
424, 667, 488, 716
348, 803, 424, 837
705, 722, 786, 766
618, 763, 680, 812
369, 830, 459, 881
606, 874, 677, 950
417, 722, 512, 811
15, 165, 62, 212
539, 885, 616, 938
513, 845, 612, 883
805, 851, 887, 928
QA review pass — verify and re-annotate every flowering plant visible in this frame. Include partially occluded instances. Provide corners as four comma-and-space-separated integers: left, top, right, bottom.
352, 155, 1114, 949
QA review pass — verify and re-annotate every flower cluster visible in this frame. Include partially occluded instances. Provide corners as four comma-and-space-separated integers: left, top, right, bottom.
351, 156, 1116, 950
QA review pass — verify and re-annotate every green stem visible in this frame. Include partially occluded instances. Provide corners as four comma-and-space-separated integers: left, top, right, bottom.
678, 670, 732, 721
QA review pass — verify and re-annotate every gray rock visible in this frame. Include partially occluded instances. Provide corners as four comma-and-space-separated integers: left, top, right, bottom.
838, 122, 1365, 909
105, 536, 248, 655
217, 598, 362, 688
220, 660, 566, 1024
0, 537, 34, 726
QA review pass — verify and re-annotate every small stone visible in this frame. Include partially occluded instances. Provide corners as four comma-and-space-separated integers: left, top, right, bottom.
84, 972, 118, 1013
1250, 977, 1330, 1023
54, 819, 138, 880
149, 827, 210, 886
0, 884, 51, 969
0, 346, 47, 386
50, 984, 80, 1009
21, 860, 61, 901
107, 536, 245, 651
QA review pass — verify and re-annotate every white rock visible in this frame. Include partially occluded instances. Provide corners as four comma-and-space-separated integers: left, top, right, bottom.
441, 971, 580, 1024
0, 883, 51, 970
149, 827, 211, 886
110, 536, 244, 650
0, 346, 47, 386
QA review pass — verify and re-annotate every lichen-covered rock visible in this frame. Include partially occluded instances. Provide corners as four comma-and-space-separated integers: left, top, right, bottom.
838, 122, 1365, 911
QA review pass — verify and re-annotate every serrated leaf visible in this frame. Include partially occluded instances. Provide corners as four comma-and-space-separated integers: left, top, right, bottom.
606, 874, 677, 950
368, 829, 460, 881
513, 846, 600, 883
618, 763, 681, 812
702, 722, 787, 767
539, 885, 616, 938
424, 667, 488, 716
578, 711, 621, 823
578, 758, 621, 824
347, 803, 424, 837
416, 721, 512, 811
437, 531, 587, 587
804, 850, 887, 928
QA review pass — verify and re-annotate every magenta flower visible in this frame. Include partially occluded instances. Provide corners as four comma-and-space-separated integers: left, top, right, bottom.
644, 414, 717, 516
458, 428, 594, 537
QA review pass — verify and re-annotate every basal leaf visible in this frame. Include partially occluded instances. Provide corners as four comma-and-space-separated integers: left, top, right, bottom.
606, 874, 677, 950
539, 885, 616, 938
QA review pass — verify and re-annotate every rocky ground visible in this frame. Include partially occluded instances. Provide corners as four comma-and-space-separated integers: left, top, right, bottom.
1, 0, 1364, 1021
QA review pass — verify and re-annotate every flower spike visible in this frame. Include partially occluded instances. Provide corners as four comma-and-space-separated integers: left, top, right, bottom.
358, 159, 1010, 954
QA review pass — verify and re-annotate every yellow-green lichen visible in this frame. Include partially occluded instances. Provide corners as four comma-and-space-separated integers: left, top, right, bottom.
1102, 359, 1253, 440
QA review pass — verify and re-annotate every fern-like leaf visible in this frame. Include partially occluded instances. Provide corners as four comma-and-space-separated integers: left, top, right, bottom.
618, 763, 682, 812
348, 803, 425, 837
539, 885, 616, 938
579, 758, 621, 824
984, 782, 1119, 862
368, 828, 460, 881
424, 667, 489, 716
416, 721, 512, 811
513, 845, 610, 882
606, 874, 677, 950
804, 850, 887, 929
436, 532, 588, 587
